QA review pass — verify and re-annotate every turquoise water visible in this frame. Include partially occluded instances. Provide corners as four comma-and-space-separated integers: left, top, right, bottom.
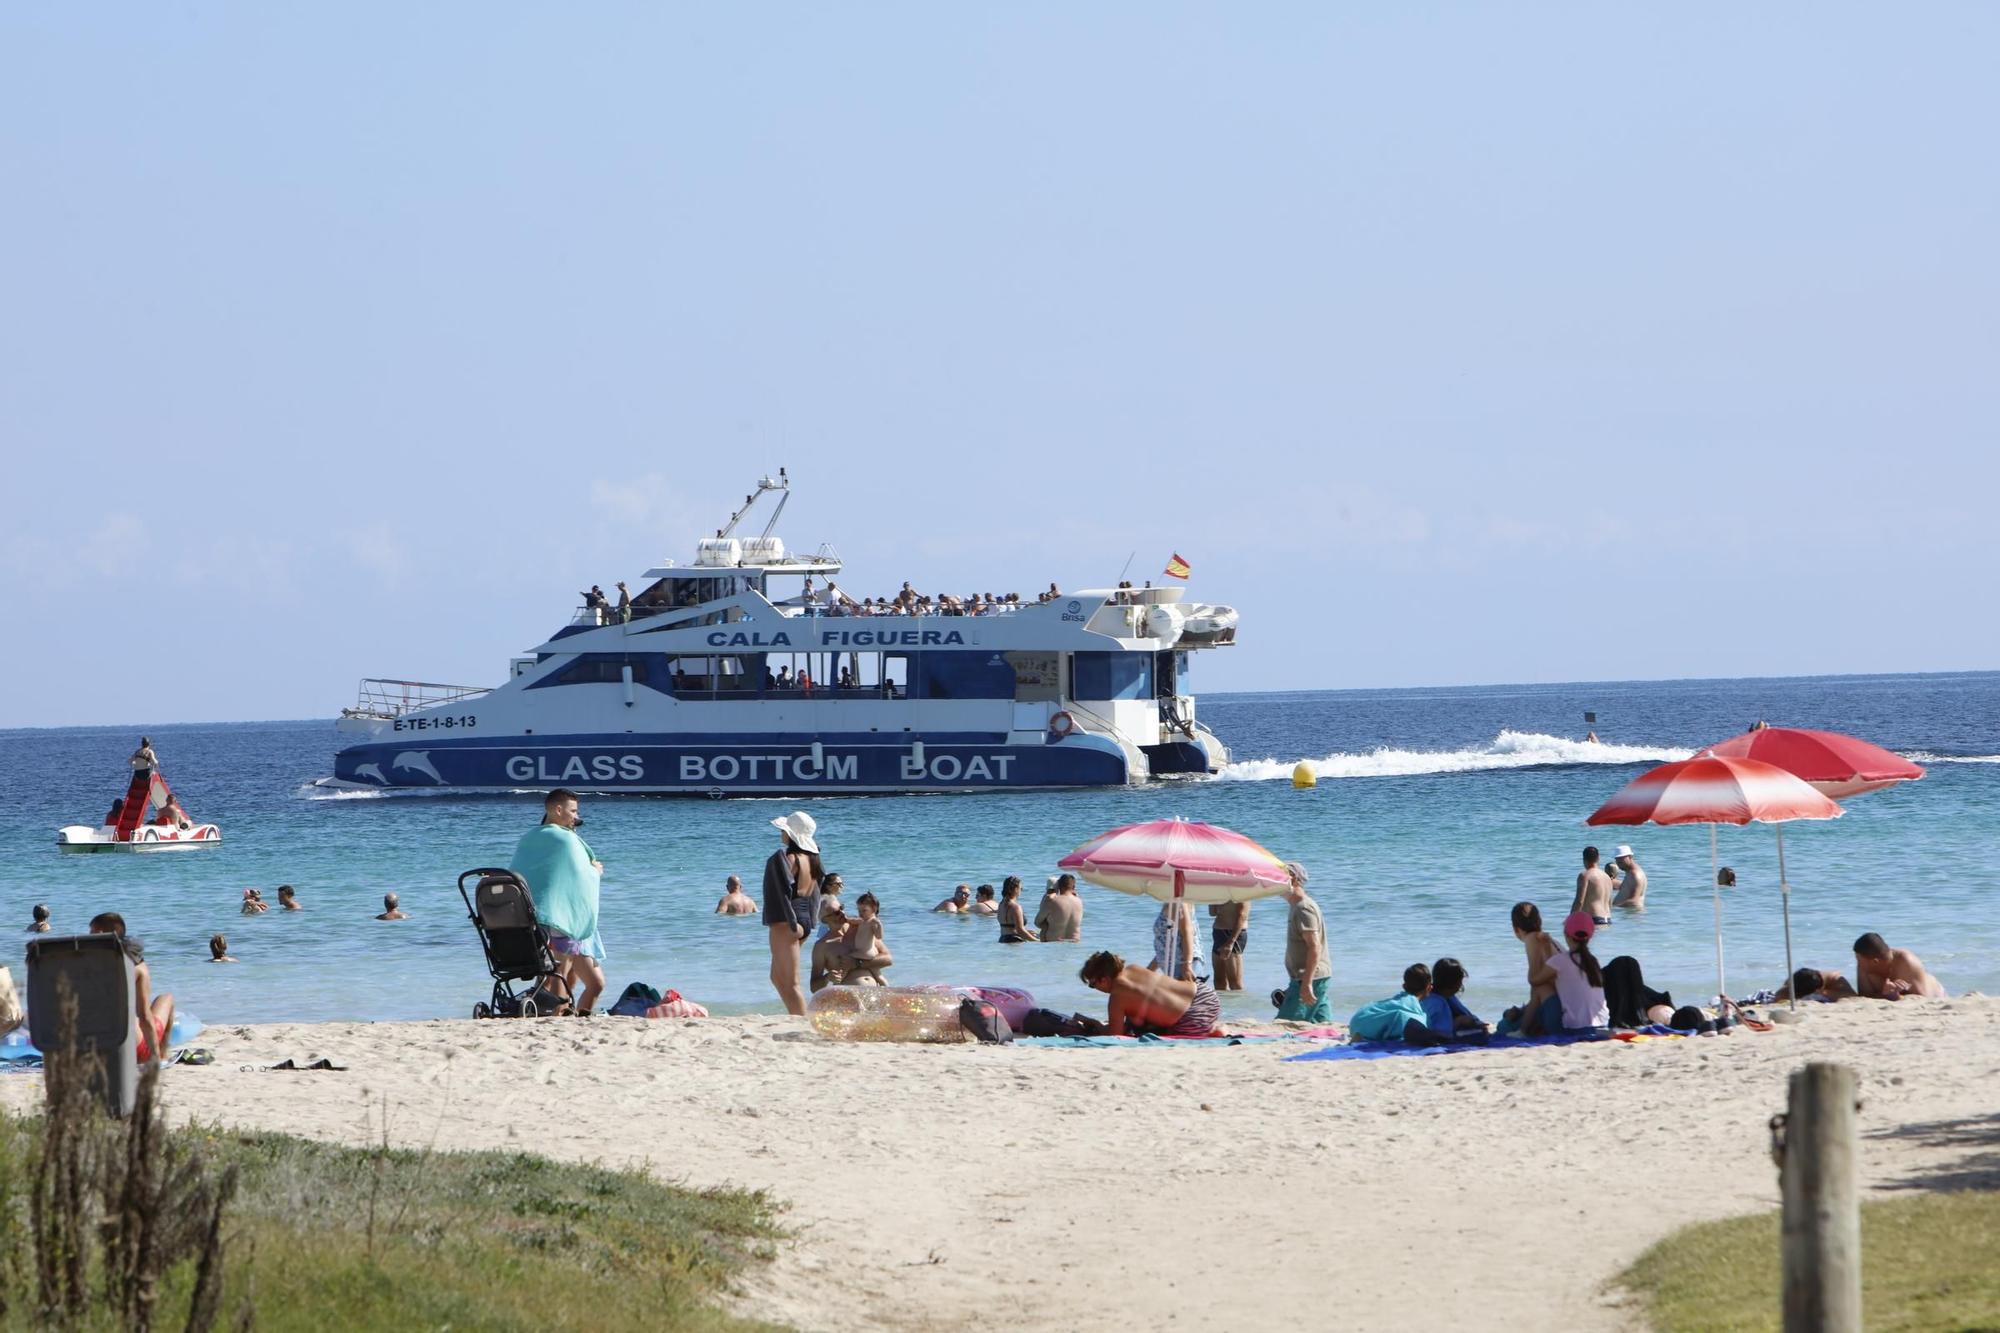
3, 672, 1995, 1025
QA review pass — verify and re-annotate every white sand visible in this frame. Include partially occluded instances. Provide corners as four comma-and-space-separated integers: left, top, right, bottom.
6, 995, 1996, 1331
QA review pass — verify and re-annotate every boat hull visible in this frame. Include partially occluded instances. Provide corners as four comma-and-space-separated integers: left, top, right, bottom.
57, 825, 223, 853
332, 732, 1137, 795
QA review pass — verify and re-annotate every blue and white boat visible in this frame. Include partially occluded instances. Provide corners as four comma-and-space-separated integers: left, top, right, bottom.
331, 472, 1234, 794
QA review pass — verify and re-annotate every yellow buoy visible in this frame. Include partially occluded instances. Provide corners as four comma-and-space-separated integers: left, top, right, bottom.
1292, 761, 1316, 789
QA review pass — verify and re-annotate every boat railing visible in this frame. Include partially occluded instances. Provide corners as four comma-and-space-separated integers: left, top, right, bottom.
343, 678, 492, 721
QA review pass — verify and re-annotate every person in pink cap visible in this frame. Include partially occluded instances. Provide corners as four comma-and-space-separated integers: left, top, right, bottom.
1541, 911, 1611, 1033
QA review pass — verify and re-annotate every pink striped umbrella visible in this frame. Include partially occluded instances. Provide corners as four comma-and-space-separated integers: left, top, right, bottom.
1588, 755, 1843, 1012
1057, 817, 1292, 904
1699, 726, 1924, 799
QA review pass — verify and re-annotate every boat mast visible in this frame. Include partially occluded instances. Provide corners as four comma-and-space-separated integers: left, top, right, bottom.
716, 468, 790, 540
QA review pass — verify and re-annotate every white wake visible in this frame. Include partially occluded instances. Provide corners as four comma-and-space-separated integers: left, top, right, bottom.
1217, 730, 1692, 783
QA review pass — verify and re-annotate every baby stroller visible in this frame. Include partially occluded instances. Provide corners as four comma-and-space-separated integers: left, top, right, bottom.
457, 867, 573, 1018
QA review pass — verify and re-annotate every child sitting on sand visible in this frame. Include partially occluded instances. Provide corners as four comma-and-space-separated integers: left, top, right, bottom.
1348, 964, 1450, 1045
1500, 902, 1560, 1036
842, 893, 892, 985
1421, 957, 1487, 1037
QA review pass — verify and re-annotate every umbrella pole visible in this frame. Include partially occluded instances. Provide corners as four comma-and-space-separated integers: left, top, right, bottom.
1711, 824, 1725, 1009
1778, 822, 1796, 1013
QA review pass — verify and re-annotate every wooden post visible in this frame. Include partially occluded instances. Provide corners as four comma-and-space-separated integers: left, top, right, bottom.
1782, 1062, 1862, 1332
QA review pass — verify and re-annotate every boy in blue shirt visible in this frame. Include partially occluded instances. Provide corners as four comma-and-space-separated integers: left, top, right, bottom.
1421, 957, 1489, 1039
1348, 964, 1451, 1045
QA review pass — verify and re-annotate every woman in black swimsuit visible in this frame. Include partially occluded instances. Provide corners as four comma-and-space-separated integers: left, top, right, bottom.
763, 812, 824, 1014
997, 877, 1039, 944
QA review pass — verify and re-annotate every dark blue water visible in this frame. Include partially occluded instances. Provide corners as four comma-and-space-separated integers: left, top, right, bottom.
3, 672, 1993, 1025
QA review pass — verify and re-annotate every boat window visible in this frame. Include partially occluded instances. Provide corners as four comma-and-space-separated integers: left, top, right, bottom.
913, 652, 1016, 700
527, 654, 672, 691
663, 654, 757, 696
1072, 652, 1153, 701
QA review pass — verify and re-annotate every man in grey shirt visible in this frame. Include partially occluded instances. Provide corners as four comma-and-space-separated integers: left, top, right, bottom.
1276, 861, 1332, 1023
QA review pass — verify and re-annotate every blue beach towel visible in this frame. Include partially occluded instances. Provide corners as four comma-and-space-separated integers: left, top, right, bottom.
1, 1014, 205, 1064
1284, 1028, 1615, 1062
1018, 1033, 1288, 1048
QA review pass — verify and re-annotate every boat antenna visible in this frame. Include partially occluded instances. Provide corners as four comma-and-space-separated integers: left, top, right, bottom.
759, 466, 790, 538
1115, 551, 1135, 585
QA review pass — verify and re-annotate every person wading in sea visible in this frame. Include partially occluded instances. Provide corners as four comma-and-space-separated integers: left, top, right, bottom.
762, 812, 823, 1015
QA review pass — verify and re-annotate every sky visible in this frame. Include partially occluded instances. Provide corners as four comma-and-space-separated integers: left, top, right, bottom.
1, 5, 1994, 727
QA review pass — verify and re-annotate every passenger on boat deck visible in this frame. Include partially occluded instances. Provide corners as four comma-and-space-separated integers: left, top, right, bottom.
153, 798, 191, 829
241, 889, 269, 915
970, 885, 999, 916
1080, 950, 1222, 1038
375, 893, 408, 921
26, 904, 50, 933
838, 666, 855, 689
933, 884, 972, 913
276, 884, 301, 911
763, 666, 777, 689
105, 798, 125, 826
716, 875, 759, 916
90, 912, 174, 1064
1853, 932, 1947, 1000
209, 933, 235, 963
776, 666, 793, 690
581, 585, 610, 618
130, 737, 157, 774
615, 581, 631, 622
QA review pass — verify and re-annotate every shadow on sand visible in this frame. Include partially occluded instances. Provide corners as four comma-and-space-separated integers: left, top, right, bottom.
1868, 1111, 2000, 1192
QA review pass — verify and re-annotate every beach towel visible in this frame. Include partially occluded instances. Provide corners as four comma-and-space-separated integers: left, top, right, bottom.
508, 824, 603, 955
1284, 1029, 1615, 1062
0, 1013, 206, 1063
1018, 1032, 1284, 1048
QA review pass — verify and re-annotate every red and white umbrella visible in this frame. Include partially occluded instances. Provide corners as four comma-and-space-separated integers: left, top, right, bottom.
1587, 755, 1843, 1011
1700, 726, 1925, 799
1057, 817, 1292, 904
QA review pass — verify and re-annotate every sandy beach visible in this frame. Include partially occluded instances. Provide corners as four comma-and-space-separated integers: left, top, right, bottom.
5, 995, 1995, 1331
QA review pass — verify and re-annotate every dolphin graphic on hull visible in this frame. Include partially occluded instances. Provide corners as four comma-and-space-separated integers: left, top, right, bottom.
392, 751, 445, 783
354, 763, 388, 785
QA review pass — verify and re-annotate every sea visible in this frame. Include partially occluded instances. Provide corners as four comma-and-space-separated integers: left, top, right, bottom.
2, 671, 1995, 1027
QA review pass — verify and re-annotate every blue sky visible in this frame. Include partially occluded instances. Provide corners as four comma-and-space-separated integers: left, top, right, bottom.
2, 5, 1993, 727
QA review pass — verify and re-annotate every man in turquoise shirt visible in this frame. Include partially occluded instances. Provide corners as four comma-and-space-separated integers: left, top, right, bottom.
509, 787, 606, 1014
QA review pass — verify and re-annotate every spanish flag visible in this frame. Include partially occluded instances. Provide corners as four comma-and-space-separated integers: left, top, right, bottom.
1164, 553, 1192, 580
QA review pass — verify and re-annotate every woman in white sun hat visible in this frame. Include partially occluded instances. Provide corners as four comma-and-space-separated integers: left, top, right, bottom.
763, 811, 825, 1014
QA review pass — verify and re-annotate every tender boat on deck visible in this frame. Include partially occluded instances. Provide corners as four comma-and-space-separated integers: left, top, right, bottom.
331, 471, 1235, 795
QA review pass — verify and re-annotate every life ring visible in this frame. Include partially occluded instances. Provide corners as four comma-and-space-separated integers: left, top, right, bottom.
1048, 711, 1076, 738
